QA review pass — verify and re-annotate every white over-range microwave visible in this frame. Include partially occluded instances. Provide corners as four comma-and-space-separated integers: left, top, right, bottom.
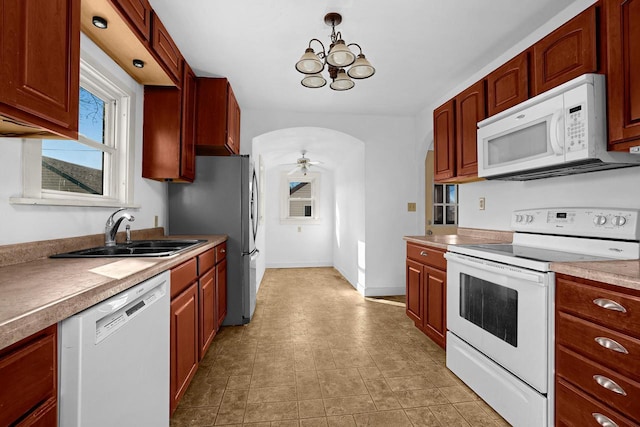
477, 73, 640, 180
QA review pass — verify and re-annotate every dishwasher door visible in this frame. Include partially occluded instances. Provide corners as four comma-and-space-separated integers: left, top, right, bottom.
59, 271, 170, 427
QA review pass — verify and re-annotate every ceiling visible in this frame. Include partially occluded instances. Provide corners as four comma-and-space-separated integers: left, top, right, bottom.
148, 0, 577, 118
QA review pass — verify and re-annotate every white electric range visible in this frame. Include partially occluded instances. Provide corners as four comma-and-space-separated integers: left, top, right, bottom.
444, 207, 640, 427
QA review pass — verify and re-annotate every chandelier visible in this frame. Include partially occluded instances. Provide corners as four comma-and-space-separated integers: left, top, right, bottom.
295, 13, 375, 91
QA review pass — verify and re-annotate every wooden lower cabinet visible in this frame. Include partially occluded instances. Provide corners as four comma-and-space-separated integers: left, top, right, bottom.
0, 325, 57, 427
405, 242, 447, 349
170, 281, 198, 415
216, 257, 228, 328
198, 269, 216, 359
555, 274, 640, 425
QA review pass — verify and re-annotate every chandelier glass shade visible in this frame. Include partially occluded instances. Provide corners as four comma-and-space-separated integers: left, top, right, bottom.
295, 13, 375, 91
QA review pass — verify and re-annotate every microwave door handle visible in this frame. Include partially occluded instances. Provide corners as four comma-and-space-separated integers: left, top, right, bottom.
549, 110, 564, 155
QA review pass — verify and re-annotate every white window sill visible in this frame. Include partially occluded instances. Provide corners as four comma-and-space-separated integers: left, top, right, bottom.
280, 217, 321, 225
10, 197, 140, 208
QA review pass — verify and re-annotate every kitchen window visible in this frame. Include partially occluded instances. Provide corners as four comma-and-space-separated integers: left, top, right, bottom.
433, 183, 458, 225
13, 55, 135, 207
281, 172, 320, 224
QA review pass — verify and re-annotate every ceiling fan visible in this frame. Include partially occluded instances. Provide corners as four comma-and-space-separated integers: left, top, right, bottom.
287, 150, 321, 175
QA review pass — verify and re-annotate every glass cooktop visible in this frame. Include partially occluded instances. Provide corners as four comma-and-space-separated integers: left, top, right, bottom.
456, 243, 615, 263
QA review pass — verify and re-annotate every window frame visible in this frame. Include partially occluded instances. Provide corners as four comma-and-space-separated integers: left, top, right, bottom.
11, 54, 136, 208
280, 171, 321, 224
433, 183, 458, 226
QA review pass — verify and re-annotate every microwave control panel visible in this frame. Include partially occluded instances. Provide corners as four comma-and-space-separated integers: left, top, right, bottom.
512, 208, 640, 240
566, 104, 587, 152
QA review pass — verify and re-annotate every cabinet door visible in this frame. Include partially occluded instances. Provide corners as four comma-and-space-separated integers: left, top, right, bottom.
226, 85, 241, 154
181, 63, 196, 181
424, 266, 447, 349
0, 0, 79, 139
486, 51, 529, 116
109, 0, 152, 41
406, 259, 423, 326
199, 269, 215, 360
151, 12, 182, 85
216, 258, 228, 328
455, 80, 485, 178
433, 99, 456, 182
606, 0, 640, 150
532, 6, 598, 96
143, 86, 182, 180
170, 283, 198, 414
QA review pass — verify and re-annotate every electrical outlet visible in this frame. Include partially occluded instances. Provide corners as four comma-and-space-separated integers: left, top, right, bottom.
479, 197, 485, 210
407, 202, 416, 212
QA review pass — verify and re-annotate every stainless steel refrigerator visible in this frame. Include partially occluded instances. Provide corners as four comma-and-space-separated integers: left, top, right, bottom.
168, 155, 259, 325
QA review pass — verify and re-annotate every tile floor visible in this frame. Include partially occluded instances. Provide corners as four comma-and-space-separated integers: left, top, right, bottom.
170, 267, 510, 426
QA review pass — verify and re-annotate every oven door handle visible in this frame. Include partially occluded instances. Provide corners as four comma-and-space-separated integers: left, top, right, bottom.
445, 253, 544, 285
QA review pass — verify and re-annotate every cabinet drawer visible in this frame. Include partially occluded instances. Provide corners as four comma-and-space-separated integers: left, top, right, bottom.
556, 378, 639, 427
198, 248, 215, 275
215, 242, 227, 263
406, 243, 446, 269
557, 276, 640, 339
0, 326, 56, 427
557, 345, 640, 421
170, 258, 197, 298
557, 311, 640, 381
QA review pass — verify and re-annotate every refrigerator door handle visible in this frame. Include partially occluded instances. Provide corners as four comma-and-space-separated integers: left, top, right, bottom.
242, 248, 259, 256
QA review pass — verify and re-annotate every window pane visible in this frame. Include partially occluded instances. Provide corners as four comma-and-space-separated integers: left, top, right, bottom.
446, 206, 456, 225
434, 206, 443, 225
79, 87, 105, 144
290, 182, 311, 198
434, 184, 443, 203
446, 185, 456, 203
41, 142, 104, 195
290, 200, 312, 217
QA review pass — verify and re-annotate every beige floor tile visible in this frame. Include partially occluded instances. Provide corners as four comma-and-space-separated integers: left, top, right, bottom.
269, 421, 300, 427
251, 366, 296, 388
296, 370, 323, 400
214, 389, 248, 425
352, 409, 413, 426
440, 385, 478, 403
454, 402, 502, 427
363, 378, 402, 410
299, 417, 329, 427
385, 375, 436, 392
299, 399, 327, 419
247, 385, 297, 403
170, 406, 218, 427
226, 374, 251, 390
243, 401, 298, 423
317, 368, 369, 398
394, 388, 450, 408
403, 407, 443, 426
323, 395, 377, 416
326, 415, 357, 427
356, 366, 383, 380
429, 404, 472, 427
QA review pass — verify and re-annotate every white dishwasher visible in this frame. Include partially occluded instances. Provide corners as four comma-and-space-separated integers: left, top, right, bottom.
59, 271, 170, 427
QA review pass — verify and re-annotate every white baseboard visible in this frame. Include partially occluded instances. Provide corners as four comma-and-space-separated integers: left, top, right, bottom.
361, 286, 406, 297
265, 261, 333, 269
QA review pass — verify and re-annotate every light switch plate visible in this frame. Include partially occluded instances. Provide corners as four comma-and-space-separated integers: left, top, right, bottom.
408, 202, 416, 212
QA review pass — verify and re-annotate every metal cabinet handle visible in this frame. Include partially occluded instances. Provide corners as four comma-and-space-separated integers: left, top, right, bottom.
592, 412, 619, 427
221, 249, 226, 253
594, 337, 629, 354
420, 251, 428, 256
593, 375, 627, 396
593, 298, 627, 313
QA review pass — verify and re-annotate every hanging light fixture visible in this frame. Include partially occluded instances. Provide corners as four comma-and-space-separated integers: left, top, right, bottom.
295, 12, 375, 91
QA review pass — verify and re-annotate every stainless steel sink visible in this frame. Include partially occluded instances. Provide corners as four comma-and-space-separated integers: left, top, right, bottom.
51, 239, 207, 258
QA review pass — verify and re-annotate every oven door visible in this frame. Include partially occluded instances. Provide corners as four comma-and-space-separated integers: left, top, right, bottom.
445, 252, 550, 393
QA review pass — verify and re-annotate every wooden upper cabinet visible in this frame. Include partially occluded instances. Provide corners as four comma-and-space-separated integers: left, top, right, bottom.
433, 99, 456, 182
109, 0, 152, 41
151, 12, 182, 85
196, 78, 241, 156
532, 5, 598, 96
486, 51, 529, 117
0, 0, 79, 139
605, 0, 640, 151
143, 61, 196, 182
455, 80, 485, 178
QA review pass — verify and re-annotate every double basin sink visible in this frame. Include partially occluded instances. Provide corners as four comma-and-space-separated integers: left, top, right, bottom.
51, 239, 207, 258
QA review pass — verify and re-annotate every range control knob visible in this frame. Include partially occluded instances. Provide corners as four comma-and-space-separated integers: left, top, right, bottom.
525, 215, 534, 223
593, 215, 607, 226
613, 216, 627, 227
515, 214, 523, 223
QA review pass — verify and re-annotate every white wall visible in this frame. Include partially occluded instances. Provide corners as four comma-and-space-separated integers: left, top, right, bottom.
265, 166, 335, 268
414, 0, 602, 231
243, 110, 419, 296
0, 34, 167, 245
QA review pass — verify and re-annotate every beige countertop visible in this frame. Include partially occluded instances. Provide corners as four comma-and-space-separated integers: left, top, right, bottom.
403, 227, 513, 250
0, 233, 227, 350
404, 228, 640, 292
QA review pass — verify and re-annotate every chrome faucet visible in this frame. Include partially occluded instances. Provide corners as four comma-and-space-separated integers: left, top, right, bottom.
105, 208, 135, 246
